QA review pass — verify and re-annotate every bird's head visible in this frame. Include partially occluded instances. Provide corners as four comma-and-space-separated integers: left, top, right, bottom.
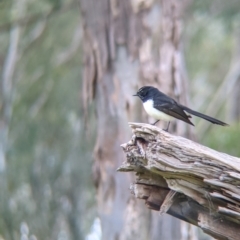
133, 86, 157, 102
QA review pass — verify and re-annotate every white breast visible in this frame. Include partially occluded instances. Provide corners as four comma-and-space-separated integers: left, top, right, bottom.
143, 99, 173, 121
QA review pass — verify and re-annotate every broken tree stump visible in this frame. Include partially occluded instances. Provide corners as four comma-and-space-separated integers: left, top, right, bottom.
118, 123, 240, 240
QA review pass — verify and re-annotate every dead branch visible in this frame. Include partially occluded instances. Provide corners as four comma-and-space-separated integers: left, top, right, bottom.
118, 122, 240, 240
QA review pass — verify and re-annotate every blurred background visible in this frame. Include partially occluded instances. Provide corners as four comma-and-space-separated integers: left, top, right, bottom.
0, 0, 240, 239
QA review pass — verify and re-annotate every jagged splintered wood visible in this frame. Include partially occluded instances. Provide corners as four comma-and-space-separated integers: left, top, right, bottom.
118, 122, 240, 240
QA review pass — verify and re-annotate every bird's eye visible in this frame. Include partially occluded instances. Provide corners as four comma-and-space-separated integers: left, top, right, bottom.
140, 90, 146, 96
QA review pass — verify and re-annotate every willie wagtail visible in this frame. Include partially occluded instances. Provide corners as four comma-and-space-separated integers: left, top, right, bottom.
133, 86, 228, 131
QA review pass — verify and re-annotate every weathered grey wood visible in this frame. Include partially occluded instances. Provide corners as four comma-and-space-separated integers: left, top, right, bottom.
118, 122, 240, 240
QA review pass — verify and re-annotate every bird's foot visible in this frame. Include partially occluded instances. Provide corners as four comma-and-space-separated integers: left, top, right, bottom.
151, 120, 159, 125
163, 121, 170, 132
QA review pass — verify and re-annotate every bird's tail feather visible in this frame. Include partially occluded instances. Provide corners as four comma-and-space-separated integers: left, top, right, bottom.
179, 105, 228, 126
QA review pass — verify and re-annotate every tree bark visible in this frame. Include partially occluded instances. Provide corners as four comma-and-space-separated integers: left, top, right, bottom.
80, 0, 151, 239
119, 122, 240, 240
80, 0, 197, 239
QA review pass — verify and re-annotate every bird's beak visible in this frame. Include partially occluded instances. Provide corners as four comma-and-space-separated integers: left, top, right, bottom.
133, 94, 137, 96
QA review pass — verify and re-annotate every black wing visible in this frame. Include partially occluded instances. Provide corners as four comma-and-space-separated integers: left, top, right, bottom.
153, 96, 194, 126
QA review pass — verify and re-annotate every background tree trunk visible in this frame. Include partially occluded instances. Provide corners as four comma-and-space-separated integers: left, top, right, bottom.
80, 0, 150, 239
230, 29, 240, 122
80, 0, 200, 239
150, 1, 197, 239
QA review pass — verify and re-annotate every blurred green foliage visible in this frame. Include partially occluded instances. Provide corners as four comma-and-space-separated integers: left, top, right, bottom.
0, 0, 96, 239
204, 123, 240, 157
0, 0, 12, 26
184, 0, 240, 153
1, 0, 240, 239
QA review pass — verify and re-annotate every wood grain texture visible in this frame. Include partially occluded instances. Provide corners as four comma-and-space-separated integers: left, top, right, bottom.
118, 122, 240, 240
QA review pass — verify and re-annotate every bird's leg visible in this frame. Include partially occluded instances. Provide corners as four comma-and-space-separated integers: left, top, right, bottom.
163, 121, 170, 132
151, 120, 160, 125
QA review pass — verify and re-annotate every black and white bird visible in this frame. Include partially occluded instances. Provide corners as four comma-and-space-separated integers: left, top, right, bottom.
133, 86, 228, 131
